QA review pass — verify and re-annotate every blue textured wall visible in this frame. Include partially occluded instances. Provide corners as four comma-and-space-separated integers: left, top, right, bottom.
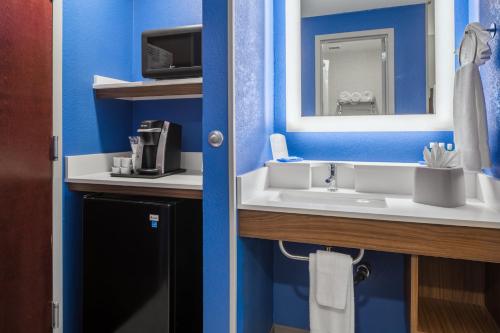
301, 5, 427, 116
235, 0, 275, 331
131, 100, 202, 151
237, 239, 274, 333
62, 2, 134, 332
477, 0, 500, 177
235, 0, 274, 175
131, 0, 202, 152
273, 244, 407, 332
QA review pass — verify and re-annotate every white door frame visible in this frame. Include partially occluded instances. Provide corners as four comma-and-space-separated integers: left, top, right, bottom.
52, 0, 63, 332
227, 0, 237, 333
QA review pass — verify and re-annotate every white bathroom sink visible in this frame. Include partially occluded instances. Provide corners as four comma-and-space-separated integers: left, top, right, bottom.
270, 190, 388, 209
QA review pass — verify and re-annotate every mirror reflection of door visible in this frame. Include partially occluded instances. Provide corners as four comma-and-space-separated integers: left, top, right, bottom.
317, 31, 394, 116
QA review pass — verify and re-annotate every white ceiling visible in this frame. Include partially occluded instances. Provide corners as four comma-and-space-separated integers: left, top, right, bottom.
301, 0, 428, 18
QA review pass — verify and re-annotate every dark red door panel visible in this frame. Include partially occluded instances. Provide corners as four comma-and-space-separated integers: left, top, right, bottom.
0, 1, 53, 332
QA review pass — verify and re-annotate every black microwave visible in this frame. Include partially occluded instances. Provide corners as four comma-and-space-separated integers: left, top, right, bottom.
142, 25, 202, 80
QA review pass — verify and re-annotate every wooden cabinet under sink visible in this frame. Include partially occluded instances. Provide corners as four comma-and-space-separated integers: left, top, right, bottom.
239, 209, 500, 333
409, 256, 500, 333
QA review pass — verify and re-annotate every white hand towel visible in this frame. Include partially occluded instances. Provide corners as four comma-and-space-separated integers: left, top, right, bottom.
453, 62, 491, 171
350, 92, 362, 103
309, 252, 354, 333
316, 250, 352, 309
360, 90, 374, 103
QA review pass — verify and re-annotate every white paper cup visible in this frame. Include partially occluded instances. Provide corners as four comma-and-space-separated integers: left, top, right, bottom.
111, 167, 120, 174
131, 153, 137, 171
121, 157, 132, 168
120, 167, 131, 175
113, 157, 122, 167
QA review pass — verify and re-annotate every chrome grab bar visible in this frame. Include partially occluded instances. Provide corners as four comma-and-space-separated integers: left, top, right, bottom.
278, 240, 365, 265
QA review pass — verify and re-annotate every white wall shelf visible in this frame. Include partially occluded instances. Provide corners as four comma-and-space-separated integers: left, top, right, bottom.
93, 75, 203, 101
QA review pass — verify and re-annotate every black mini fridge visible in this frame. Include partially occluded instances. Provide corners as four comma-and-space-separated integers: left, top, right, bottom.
83, 194, 202, 333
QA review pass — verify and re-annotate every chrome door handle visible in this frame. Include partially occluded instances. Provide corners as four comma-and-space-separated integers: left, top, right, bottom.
208, 130, 224, 148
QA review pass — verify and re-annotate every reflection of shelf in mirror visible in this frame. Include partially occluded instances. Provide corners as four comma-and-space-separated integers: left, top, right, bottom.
336, 100, 376, 115
93, 75, 202, 101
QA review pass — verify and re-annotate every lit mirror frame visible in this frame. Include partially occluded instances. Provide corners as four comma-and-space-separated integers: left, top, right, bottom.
285, 0, 455, 132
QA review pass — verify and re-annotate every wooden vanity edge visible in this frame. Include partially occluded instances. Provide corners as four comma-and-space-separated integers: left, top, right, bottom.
238, 209, 500, 263
69, 182, 202, 200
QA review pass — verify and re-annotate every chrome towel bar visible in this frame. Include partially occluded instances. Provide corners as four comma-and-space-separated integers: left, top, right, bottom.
278, 240, 365, 265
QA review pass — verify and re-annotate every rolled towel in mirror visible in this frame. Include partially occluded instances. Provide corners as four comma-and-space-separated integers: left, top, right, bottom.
339, 91, 352, 103
351, 92, 362, 103
361, 90, 374, 102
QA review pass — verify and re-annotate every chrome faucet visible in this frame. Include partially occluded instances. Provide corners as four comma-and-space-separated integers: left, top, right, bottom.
325, 163, 338, 192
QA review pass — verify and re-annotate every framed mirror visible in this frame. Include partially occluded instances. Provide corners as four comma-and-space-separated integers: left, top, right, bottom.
285, 0, 455, 132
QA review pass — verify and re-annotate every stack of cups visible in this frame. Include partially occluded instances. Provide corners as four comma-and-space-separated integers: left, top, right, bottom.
111, 157, 133, 175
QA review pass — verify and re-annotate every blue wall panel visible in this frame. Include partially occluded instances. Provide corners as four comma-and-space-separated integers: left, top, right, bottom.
132, 99, 202, 152
63, 2, 134, 156
237, 239, 274, 333
234, 0, 275, 331
62, 2, 134, 332
477, 1, 500, 177
202, 0, 230, 332
235, 0, 274, 175
301, 5, 427, 116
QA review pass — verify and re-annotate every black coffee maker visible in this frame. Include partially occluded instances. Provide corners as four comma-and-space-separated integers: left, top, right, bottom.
134, 120, 183, 177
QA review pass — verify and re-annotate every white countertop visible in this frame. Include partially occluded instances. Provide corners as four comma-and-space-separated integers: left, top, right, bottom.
65, 152, 203, 191
68, 170, 202, 190
237, 166, 500, 230
239, 188, 500, 229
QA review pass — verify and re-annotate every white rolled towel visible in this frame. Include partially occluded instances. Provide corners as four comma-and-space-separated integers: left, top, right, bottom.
339, 91, 352, 103
351, 92, 362, 103
361, 90, 374, 102
467, 23, 493, 66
